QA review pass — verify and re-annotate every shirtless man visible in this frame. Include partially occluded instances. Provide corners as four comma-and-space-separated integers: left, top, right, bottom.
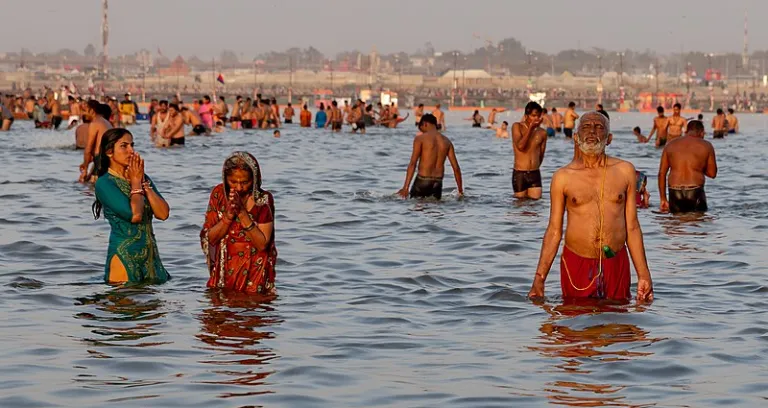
563, 102, 579, 138
215, 96, 229, 123
528, 111, 653, 302
711, 109, 727, 139
80, 101, 113, 182
487, 107, 507, 127
512, 102, 548, 199
658, 120, 717, 213
165, 104, 186, 146
326, 100, 343, 132
24, 97, 35, 119
150, 100, 169, 146
230, 96, 242, 129
542, 108, 555, 137
397, 114, 463, 200
646, 106, 670, 148
0, 101, 13, 131
270, 98, 280, 128
493, 121, 510, 138
432, 103, 446, 130
551, 107, 563, 134
284, 103, 295, 124
300, 104, 312, 127
66, 96, 82, 130
390, 103, 400, 128
342, 100, 352, 123
414, 104, 424, 127
182, 106, 208, 135
74, 116, 90, 150
48, 92, 62, 130
107, 98, 120, 128
349, 102, 366, 134
667, 103, 687, 142
726, 108, 739, 134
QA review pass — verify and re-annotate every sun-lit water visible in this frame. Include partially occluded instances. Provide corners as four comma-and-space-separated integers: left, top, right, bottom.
1, 111, 767, 407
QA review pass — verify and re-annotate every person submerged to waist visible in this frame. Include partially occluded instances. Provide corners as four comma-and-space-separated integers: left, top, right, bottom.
669, 184, 704, 190
414, 174, 443, 182
563, 240, 626, 260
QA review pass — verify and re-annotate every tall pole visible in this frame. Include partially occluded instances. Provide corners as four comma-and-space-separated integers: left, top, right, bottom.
618, 52, 624, 87
101, 0, 109, 93
597, 55, 603, 105
141, 54, 146, 102
452, 52, 457, 107
212, 58, 216, 101
655, 59, 660, 107
462, 57, 466, 94
329, 60, 334, 91
289, 56, 293, 103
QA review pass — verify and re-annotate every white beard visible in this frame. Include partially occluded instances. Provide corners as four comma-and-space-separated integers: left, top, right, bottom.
577, 137, 607, 155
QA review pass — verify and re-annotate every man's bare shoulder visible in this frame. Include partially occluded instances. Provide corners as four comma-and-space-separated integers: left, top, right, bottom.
438, 132, 453, 145
609, 156, 636, 177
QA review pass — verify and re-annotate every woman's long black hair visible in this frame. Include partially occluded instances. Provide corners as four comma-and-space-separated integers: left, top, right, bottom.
92, 128, 133, 220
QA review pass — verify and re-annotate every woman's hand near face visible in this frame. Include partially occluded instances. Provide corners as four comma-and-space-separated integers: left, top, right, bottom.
127, 154, 144, 186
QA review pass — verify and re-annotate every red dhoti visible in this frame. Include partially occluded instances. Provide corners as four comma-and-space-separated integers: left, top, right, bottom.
560, 245, 631, 300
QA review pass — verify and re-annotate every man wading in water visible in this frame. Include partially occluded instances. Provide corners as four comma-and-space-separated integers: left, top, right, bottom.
512, 102, 548, 200
658, 120, 717, 213
397, 114, 463, 200
528, 112, 653, 302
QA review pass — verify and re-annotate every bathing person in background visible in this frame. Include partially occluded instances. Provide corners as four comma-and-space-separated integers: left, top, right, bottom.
658, 120, 717, 213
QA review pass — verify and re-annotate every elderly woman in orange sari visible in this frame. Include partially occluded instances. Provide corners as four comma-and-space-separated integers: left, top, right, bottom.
201, 152, 277, 294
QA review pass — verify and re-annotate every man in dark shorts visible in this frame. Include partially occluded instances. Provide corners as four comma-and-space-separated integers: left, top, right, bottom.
658, 120, 717, 213
166, 104, 186, 146
563, 102, 579, 138
511, 102, 548, 199
712, 109, 727, 139
397, 114, 463, 200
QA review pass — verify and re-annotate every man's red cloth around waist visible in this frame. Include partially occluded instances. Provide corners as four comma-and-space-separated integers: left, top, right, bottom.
560, 245, 631, 300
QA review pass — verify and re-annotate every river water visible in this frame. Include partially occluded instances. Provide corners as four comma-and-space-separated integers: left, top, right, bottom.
1, 111, 767, 407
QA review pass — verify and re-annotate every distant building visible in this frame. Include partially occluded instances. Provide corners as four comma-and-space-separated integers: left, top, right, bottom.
157, 56, 190, 76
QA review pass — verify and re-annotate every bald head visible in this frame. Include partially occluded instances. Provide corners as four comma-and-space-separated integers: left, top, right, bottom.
578, 111, 610, 135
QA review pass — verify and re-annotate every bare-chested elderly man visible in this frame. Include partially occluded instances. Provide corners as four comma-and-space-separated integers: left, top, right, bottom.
528, 111, 654, 302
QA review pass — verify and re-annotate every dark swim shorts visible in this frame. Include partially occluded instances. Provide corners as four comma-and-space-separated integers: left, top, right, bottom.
410, 175, 443, 200
512, 169, 542, 193
669, 187, 707, 213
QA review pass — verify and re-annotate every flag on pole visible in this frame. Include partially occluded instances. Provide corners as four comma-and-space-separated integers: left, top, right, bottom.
216, 73, 225, 84
157, 47, 164, 57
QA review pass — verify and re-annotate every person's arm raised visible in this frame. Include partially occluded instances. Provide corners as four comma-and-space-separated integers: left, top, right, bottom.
515, 119, 541, 151
142, 176, 170, 221
624, 163, 653, 302
528, 169, 566, 299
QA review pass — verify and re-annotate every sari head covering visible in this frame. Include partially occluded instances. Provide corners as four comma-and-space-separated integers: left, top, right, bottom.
222, 151, 269, 207
201, 151, 276, 294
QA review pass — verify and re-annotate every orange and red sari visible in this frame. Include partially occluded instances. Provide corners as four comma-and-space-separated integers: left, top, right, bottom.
200, 153, 277, 294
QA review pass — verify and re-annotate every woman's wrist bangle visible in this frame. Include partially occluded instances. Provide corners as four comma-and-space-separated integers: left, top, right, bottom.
130, 188, 145, 196
243, 221, 256, 231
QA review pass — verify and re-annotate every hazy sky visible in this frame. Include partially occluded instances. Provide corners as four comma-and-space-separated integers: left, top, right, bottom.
3, 0, 766, 57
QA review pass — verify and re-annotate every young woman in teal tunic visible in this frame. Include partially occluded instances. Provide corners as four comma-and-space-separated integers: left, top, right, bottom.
92, 128, 171, 284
